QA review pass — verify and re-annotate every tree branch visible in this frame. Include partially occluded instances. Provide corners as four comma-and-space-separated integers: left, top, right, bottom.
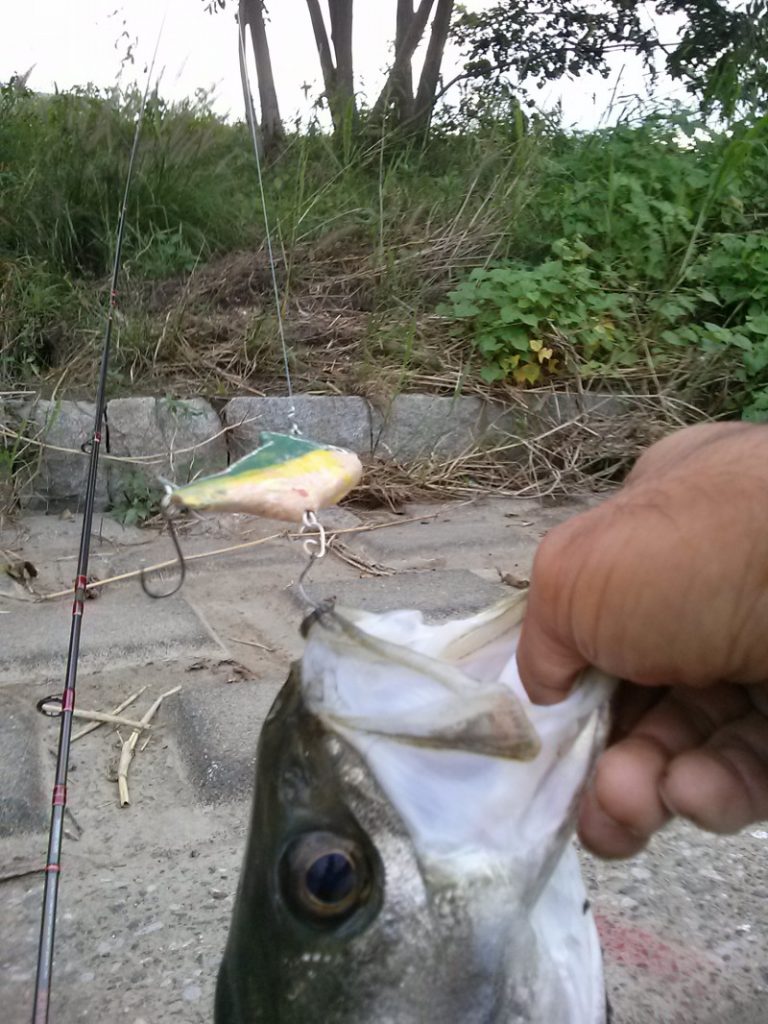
414, 0, 455, 132
371, 0, 437, 119
305, 0, 336, 96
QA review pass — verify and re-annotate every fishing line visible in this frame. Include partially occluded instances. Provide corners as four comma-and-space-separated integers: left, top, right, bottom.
139, 19, 365, 601
237, 17, 296, 428
31, 20, 165, 1023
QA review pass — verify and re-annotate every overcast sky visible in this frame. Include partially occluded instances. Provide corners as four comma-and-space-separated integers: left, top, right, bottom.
2, 1, 687, 129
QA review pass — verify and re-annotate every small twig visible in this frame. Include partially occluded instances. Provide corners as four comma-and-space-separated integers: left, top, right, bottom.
37, 510, 452, 601
39, 532, 286, 600
118, 686, 181, 807
71, 686, 148, 742
327, 538, 395, 576
225, 635, 274, 652
0, 863, 46, 883
41, 704, 152, 731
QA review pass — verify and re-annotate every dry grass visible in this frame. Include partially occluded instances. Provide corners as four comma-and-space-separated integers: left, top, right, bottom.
345, 388, 710, 511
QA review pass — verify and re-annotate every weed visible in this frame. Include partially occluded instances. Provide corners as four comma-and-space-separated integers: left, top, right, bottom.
109, 471, 163, 526
439, 239, 635, 383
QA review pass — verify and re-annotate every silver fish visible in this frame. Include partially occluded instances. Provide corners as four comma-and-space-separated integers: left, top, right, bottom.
215, 595, 614, 1023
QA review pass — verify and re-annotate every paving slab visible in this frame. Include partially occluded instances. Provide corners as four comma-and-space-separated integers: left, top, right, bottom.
168, 674, 284, 802
584, 824, 768, 1023
309, 567, 508, 617
0, 589, 225, 686
0, 496, 766, 1024
0, 691, 48, 837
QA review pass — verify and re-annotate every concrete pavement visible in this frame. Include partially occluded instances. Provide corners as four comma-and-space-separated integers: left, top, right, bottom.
1, 497, 765, 1022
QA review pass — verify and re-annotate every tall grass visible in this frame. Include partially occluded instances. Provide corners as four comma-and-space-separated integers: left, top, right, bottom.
1, 77, 767, 416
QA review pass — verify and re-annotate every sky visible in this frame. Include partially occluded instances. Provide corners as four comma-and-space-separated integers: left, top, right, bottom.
1, 1, 688, 129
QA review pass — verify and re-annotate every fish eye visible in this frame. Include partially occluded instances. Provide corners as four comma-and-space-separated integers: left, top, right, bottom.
282, 831, 370, 923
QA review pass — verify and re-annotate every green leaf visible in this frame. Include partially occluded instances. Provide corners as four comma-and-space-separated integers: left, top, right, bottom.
450, 301, 480, 318
480, 364, 504, 383
745, 315, 768, 336
499, 304, 521, 323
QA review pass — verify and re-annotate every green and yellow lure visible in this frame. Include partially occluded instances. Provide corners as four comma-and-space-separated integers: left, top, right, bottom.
163, 431, 362, 524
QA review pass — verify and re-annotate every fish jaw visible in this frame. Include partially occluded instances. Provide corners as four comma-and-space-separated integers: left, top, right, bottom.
215, 669, 591, 1024
301, 601, 613, 887
216, 600, 613, 1024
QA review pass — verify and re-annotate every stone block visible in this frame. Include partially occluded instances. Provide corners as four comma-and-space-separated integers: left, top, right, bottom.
0, 691, 47, 836
170, 676, 283, 802
484, 390, 628, 447
4, 398, 109, 512
107, 397, 227, 504
372, 394, 486, 460
223, 395, 373, 460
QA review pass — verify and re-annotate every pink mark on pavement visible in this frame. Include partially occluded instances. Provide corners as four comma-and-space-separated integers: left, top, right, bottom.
595, 911, 718, 980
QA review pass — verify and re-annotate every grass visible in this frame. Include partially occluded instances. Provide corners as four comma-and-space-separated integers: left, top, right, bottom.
1, 78, 767, 428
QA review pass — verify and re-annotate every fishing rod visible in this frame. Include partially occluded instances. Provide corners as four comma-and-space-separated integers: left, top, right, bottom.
32, 37, 162, 1023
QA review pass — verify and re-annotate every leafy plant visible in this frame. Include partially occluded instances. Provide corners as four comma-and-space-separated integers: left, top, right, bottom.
439, 239, 633, 383
109, 471, 163, 526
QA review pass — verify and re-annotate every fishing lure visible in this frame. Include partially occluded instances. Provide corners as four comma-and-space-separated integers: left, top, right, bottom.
139, 431, 362, 599
163, 431, 362, 523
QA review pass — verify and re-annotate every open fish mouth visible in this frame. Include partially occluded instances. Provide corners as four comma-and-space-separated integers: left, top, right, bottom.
216, 595, 615, 1024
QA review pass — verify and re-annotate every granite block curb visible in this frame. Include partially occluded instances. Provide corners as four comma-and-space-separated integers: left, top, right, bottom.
2, 391, 626, 509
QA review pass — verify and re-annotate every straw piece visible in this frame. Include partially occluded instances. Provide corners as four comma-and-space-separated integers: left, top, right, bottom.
38, 510, 449, 602
71, 686, 148, 742
118, 686, 181, 807
41, 704, 151, 731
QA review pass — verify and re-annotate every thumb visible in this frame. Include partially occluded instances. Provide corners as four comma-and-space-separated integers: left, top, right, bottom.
516, 603, 587, 705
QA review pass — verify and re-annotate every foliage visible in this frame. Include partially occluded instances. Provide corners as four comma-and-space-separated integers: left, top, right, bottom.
439, 110, 768, 417
452, 1, 654, 96
109, 471, 164, 526
453, 1, 768, 119
0, 82, 255, 277
2, 77, 768, 420
0, 257, 89, 379
439, 241, 633, 384
661, 0, 768, 117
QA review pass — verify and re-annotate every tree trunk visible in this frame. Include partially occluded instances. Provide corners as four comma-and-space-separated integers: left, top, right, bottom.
239, 0, 284, 151
371, 0, 436, 122
412, 0, 455, 136
305, 0, 336, 95
306, 0, 357, 133
329, 0, 355, 107
392, 0, 416, 124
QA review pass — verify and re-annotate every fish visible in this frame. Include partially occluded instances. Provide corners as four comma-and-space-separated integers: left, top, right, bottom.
215, 593, 615, 1023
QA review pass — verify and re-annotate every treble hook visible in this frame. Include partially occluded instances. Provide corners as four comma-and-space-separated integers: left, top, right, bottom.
140, 507, 186, 599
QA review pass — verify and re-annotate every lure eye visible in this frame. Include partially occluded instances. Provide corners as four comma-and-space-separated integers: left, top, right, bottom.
282, 832, 370, 922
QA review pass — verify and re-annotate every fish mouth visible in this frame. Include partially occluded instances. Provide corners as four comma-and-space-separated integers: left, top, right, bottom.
298, 598, 613, 891
216, 597, 613, 1024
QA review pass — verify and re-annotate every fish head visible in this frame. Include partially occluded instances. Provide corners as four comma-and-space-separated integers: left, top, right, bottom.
216, 598, 614, 1024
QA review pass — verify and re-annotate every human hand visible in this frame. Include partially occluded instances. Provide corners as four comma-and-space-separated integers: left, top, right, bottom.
516, 422, 768, 857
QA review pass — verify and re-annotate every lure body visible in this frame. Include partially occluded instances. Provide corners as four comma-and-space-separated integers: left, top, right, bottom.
165, 431, 362, 523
